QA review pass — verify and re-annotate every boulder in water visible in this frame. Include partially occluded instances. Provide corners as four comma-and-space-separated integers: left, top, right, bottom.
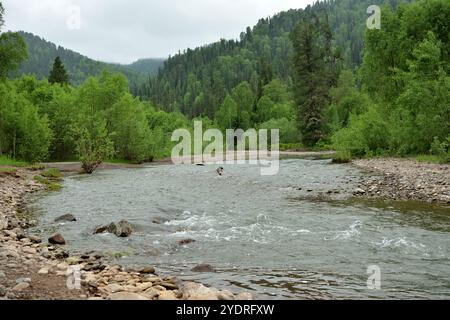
191, 264, 215, 273
94, 221, 133, 238
55, 214, 77, 223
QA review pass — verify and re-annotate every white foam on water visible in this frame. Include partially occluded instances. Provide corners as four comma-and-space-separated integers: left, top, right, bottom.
324, 221, 363, 241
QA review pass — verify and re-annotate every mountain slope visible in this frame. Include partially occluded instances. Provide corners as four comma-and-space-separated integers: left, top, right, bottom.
139, 0, 414, 118
12, 31, 164, 86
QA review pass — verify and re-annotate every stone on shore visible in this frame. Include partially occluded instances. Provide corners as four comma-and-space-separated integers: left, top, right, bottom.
139, 266, 156, 274
12, 282, 30, 291
48, 233, 66, 245
108, 292, 149, 300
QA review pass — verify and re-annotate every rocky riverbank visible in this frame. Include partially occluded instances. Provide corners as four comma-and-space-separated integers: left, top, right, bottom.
352, 158, 450, 204
0, 168, 252, 300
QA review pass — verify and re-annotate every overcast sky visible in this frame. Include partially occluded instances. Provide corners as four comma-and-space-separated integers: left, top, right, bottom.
3, 0, 313, 64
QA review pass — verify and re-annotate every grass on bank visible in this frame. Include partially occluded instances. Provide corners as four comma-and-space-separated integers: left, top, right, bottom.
0, 167, 18, 174
0, 156, 29, 167
34, 168, 63, 191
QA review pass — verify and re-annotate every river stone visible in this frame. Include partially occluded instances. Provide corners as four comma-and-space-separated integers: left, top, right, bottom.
107, 283, 124, 293
191, 264, 215, 273
178, 238, 196, 245
108, 292, 149, 300
217, 290, 235, 301
38, 268, 49, 275
143, 287, 160, 299
180, 282, 218, 300
114, 220, 133, 237
12, 282, 30, 291
28, 235, 42, 243
55, 214, 77, 223
0, 214, 8, 230
48, 233, 66, 245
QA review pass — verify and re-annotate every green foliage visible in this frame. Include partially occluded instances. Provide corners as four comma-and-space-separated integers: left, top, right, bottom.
290, 11, 340, 146
41, 168, 63, 179
333, 0, 449, 158
0, 32, 27, 78
332, 105, 390, 157
49, 56, 69, 85
259, 118, 299, 144
0, 155, 28, 167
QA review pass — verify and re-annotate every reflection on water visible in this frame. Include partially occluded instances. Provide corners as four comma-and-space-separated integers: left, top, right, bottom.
28, 159, 450, 299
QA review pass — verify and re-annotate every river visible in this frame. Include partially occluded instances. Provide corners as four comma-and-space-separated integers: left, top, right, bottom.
28, 158, 450, 299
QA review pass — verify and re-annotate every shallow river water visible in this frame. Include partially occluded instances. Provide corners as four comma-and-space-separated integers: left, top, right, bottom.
29, 159, 450, 299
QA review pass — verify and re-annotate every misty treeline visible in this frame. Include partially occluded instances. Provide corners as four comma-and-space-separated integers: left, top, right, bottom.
0, 0, 449, 167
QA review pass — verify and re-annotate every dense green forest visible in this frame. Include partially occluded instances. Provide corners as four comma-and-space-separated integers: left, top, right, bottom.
0, 0, 449, 169
139, 0, 414, 118
11, 31, 164, 88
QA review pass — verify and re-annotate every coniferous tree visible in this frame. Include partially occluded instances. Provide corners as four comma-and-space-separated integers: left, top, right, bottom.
49, 56, 69, 85
290, 13, 339, 146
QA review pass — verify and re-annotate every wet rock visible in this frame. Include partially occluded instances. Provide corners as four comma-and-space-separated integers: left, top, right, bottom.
354, 188, 366, 195
94, 223, 116, 235
115, 220, 133, 237
49, 233, 66, 245
55, 214, 77, 223
94, 221, 133, 237
191, 264, 215, 273
178, 238, 196, 246
108, 292, 149, 300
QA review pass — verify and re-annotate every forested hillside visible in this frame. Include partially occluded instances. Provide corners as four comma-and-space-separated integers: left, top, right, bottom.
11, 32, 164, 87
139, 0, 413, 118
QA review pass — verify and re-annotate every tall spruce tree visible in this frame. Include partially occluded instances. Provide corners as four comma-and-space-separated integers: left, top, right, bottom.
49, 56, 69, 85
290, 12, 339, 146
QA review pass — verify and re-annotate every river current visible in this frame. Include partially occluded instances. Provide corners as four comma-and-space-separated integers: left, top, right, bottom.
29, 159, 450, 299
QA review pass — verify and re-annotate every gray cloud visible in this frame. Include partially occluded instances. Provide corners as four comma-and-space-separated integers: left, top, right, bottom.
3, 0, 312, 64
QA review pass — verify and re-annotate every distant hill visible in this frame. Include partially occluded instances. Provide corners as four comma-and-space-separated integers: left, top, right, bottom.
12, 31, 165, 87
